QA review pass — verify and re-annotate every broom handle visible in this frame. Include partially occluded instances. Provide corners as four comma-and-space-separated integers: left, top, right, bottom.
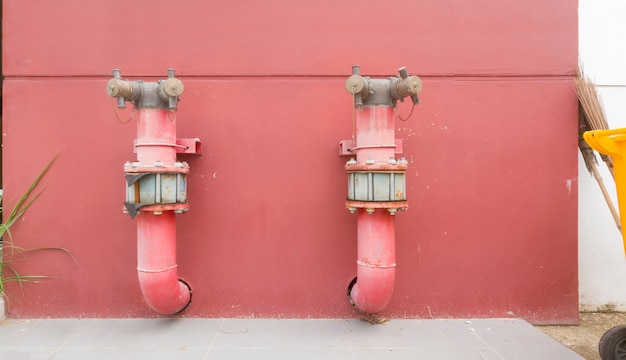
599, 154, 615, 180
591, 161, 621, 232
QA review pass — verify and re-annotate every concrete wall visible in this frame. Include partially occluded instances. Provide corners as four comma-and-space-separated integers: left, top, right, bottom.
578, 0, 626, 311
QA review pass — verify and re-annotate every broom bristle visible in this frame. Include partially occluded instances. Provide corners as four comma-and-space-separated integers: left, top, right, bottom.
576, 68, 622, 233
576, 68, 614, 176
579, 138, 597, 173
575, 71, 609, 131
578, 107, 597, 174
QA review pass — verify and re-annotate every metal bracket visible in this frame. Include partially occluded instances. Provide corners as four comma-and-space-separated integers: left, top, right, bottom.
124, 202, 145, 219
339, 139, 403, 156
132, 138, 202, 155
176, 138, 202, 154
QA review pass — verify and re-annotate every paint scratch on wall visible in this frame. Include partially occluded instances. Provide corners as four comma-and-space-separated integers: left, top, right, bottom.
565, 178, 576, 195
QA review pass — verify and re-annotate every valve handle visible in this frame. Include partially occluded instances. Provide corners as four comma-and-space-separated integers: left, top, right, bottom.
410, 94, 420, 105
109, 69, 127, 109
398, 67, 409, 79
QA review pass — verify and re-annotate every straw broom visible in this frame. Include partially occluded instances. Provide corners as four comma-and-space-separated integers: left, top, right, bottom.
576, 70, 621, 232
576, 70, 615, 177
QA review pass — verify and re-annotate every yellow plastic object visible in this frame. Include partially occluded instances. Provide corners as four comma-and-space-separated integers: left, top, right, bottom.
584, 128, 626, 255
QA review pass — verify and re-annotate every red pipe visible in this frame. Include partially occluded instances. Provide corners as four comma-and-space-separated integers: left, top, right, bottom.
137, 211, 190, 314
135, 108, 191, 315
354, 107, 396, 162
350, 209, 396, 313
349, 106, 398, 313
136, 109, 177, 165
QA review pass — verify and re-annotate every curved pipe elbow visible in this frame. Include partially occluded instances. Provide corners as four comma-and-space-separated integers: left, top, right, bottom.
138, 271, 191, 315
349, 266, 396, 314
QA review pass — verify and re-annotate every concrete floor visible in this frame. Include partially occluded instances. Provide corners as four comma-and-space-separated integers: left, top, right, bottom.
0, 318, 582, 359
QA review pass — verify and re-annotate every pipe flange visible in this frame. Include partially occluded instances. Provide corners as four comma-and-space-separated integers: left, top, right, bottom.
124, 162, 190, 174
345, 200, 408, 210
345, 163, 408, 172
124, 203, 190, 214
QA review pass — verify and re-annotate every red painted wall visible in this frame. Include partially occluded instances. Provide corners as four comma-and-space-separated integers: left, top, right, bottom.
2, 0, 578, 324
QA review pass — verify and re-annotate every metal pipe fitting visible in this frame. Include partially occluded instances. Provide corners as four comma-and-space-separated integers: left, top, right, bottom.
157, 68, 185, 110
106, 68, 184, 110
106, 69, 142, 109
345, 65, 423, 107
345, 65, 371, 107
389, 67, 422, 105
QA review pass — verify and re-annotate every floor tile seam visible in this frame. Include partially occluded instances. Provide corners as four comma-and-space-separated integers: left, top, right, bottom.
0, 346, 59, 350
488, 345, 577, 350
47, 346, 212, 350
469, 332, 506, 360
48, 319, 96, 358
202, 318, 225, 360
208, 345, 495, 350
210, 346, 354, 350
0, 345, 496, 350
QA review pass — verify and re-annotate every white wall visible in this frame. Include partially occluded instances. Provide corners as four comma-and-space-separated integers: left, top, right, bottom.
578, 0, 626, 311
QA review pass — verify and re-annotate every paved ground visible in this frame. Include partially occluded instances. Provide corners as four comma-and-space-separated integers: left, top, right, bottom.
0, 318, 581, 359
537, 312, 626, 360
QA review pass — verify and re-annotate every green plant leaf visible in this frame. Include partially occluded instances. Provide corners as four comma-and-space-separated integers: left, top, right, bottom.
4, 156, 56, 229
0, 156, 76, 297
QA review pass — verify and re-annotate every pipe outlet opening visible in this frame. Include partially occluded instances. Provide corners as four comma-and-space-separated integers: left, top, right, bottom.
175, 278, 193, 314
347, 276, 358, 308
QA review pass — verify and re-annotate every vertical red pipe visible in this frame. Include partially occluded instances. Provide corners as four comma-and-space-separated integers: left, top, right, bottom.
135, 108, 191, 315
351, 209, 396, 313
137, 212, 190, 314
354, 107, 396, 162
136, 109, 176, 164
350, 106, 397, 313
